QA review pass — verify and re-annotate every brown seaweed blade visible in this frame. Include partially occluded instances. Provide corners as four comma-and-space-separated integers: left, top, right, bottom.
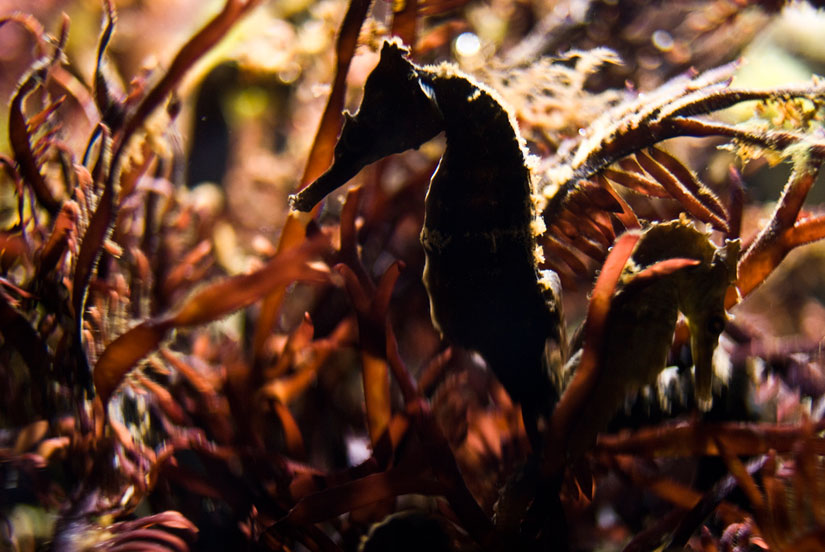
596, 174, 640, 229
94, 239, 330, 405
72, 0, 260, 393
390, 0, 418, 55
335, 261, 394, 446
93, 0, 123, 130
647, 146, 727, 221
9, 62, 62, 215
731, 160, 825, 305
113, 0, 261, 161
547, 232, 640, 467
602, 168, 671, 198
253, 0, 374, 364
596, 419, 825, 458
298, 0, 374, 188
36, 200, 79, 279
0, 14, 48, 57
541, 233, 589, 276
558, 196, 615, 247
71, 123, 113, 387
7, 14, 70, 216
89, 511, 198, 552
635, 150, 729, 233
332, 185, 408, 448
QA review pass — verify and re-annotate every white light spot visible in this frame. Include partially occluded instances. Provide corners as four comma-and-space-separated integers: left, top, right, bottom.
120, 485, 135, 506
455, 32, 481, 58
345, 434, 371, 466
597, 506, 620, 528
652, 30, 674, 52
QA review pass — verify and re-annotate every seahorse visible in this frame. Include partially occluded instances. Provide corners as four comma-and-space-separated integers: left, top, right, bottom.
290, 41, 563, 447
560, 218, 738, 458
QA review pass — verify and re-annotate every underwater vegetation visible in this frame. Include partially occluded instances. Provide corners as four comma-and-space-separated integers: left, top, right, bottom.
3, 0, 825, 550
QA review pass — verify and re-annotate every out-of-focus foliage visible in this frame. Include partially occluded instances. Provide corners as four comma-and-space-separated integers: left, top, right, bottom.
2, 0, 825, 551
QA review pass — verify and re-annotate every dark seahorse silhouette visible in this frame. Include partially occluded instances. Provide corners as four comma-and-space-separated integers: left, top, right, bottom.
291, 41, 563, 447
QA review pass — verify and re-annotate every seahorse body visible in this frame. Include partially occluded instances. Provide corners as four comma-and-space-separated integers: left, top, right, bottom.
564, 219, 737, 457
291, 41, 563, 444
418, 68, 562, 429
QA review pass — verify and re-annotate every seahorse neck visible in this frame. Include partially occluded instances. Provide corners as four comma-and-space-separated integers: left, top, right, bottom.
420, 69, 525, 159
418, 67, 533, 229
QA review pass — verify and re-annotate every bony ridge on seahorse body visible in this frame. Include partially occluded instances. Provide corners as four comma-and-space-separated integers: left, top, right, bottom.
290, 40, 564, 448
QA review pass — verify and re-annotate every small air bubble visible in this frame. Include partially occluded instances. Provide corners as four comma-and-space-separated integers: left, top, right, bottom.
278, 63, 301, 84
454, 32, 481, 58
652, 30, 674, 52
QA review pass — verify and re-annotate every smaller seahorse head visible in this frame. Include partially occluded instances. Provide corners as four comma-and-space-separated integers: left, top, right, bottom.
623, 220, 739, 411
290, 41, 444, 212
679, 237, 738, 410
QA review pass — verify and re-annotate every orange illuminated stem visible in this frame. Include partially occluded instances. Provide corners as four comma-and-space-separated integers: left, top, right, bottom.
251, 212, 309, 362
648, 146, 727, 220
546, 232, 640, 467
595, 419, 825, 457
636, 150, 729, 234
273, 401, 306, 458
386, 320, 419, 405
731, 166, 820, 307
339, 186, 374, 291
596, 174, 640, 229
336, 263, 393, 446
362, 349, 392, 446
390, 0, 417, 54
94, 240, 328, 405
254, 0, 372, 363
299, 0, 372, 188
631, 258, 700, 284
269, 313, 315, 377
785, 215, 825, 248
727, 166, 745, 241
602, 168, 670, 197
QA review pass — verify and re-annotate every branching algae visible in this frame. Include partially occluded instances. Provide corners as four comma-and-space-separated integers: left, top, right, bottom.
290, 41, 563, 446
292, 39, 825, 455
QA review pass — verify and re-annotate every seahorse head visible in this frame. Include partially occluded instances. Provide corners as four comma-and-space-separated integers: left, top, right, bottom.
617, 220, 739, 411
680, 237, 739, 410
291, 41, 443, 211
